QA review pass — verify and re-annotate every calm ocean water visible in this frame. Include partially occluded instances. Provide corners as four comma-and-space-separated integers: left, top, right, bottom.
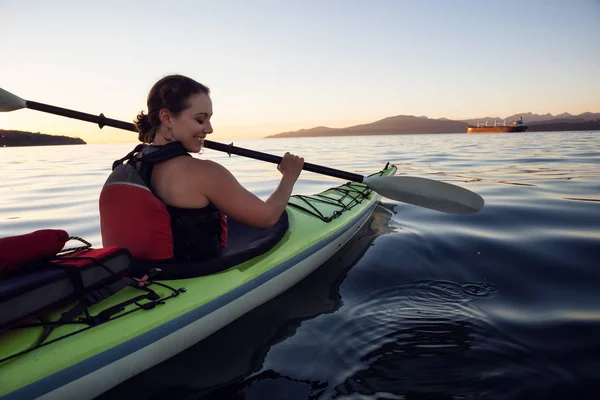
2, 131, 600, 399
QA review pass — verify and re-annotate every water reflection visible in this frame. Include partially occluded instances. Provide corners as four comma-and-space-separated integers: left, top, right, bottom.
267, 280, 499, 399
210, 276, 579, 400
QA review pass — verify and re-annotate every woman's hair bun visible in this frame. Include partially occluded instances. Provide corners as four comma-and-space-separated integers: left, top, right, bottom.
134, 111, 154, 143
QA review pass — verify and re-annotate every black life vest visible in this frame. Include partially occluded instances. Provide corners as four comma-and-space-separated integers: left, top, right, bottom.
100, 142, 227, 263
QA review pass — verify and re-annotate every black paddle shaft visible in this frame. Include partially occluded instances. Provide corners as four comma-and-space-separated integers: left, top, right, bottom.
26, 100, 364, 183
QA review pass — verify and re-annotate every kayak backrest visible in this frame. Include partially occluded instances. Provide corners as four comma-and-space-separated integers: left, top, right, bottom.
99, 164, 174, 261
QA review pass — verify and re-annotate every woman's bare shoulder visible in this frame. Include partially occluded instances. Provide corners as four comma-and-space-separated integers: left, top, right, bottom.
151, 156, 234, 207
157, 155, 232, 184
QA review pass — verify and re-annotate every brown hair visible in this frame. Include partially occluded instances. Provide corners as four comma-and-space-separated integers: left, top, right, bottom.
134, 74, 210, 143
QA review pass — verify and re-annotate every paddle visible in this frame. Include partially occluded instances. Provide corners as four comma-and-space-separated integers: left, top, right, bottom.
0, 87, 484, 214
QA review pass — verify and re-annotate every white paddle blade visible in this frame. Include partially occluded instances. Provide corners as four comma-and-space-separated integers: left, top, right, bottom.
0, 87, 27, 112
363, 175, 484, 215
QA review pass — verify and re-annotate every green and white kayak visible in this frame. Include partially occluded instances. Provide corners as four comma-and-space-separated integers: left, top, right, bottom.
0, 164, 397, 400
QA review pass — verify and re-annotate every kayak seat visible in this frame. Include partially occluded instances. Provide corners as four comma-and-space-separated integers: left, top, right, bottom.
131, 211, 289, 280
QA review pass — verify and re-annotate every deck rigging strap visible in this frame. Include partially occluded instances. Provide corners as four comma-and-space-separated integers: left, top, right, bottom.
57, 236, 93, 255
0, 278, 184, 364
287, 166, 389, 222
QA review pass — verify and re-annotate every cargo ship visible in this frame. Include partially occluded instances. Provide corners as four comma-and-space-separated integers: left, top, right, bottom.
467, 116, 527, 134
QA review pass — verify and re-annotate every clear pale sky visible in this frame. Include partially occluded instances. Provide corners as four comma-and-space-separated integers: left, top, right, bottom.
1, 0, 599, 144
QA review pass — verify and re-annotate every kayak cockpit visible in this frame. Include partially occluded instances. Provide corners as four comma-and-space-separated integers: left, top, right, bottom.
131, 212, 289, 279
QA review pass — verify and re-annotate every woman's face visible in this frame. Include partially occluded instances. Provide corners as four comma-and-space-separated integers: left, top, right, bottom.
168, 92, 213, 153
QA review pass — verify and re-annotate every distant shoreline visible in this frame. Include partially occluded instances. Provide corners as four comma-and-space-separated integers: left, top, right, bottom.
264, 129, 600, 139
0, 130, 86, 147
266, 115, 600, 139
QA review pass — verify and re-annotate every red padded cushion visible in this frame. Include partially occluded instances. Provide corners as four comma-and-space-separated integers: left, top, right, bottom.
0, 229, 69, 277
99, 184, 173, 261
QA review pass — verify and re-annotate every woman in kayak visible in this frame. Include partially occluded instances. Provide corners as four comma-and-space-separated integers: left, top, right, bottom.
100, 74, 303, 263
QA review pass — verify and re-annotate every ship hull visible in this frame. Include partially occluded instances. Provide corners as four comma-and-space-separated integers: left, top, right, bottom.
467, 126, 527, 134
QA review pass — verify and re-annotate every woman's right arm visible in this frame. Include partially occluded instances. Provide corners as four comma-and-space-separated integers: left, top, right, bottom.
199, 152, 304, 228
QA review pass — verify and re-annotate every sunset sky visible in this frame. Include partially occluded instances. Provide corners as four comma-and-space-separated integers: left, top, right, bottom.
1, 0, 599, 144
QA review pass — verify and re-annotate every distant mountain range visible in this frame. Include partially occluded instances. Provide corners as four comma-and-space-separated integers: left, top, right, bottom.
1, 129, 86, 147
462, 112, 600, 125
267, 112, 600, 138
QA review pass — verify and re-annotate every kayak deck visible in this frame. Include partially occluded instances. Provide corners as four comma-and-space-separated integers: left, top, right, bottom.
0, 164, 396, 398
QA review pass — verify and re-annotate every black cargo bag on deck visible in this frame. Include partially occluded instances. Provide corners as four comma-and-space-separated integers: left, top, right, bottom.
0, 245, 132, 330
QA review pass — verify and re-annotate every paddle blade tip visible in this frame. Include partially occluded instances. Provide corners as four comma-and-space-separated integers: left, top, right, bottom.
364, 175, 485, 215
453, 194, 485, 215
0, 87, 26, 112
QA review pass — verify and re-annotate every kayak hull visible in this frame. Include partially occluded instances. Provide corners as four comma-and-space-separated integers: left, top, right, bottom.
37, 201, 378, 400
1, 165, 396, 400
